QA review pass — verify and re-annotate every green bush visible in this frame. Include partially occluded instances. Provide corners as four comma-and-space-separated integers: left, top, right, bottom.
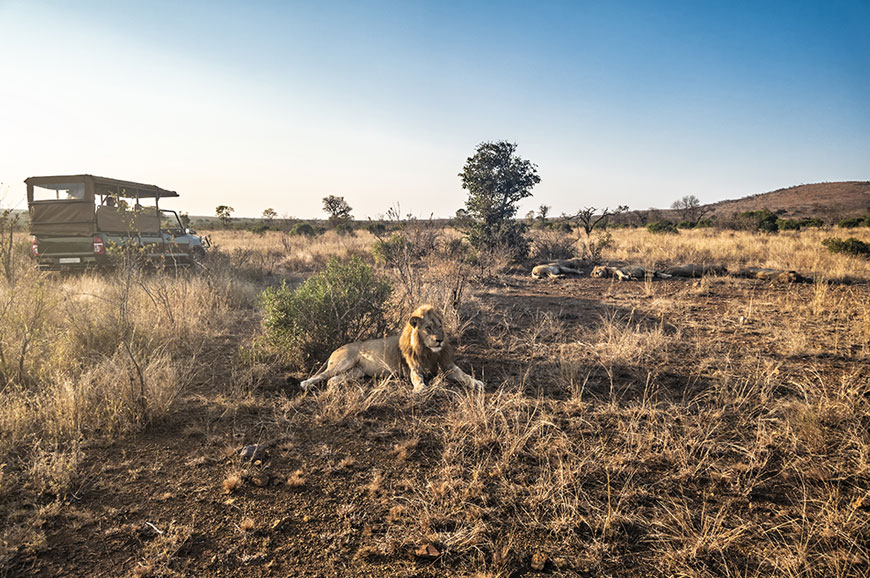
822, 237, 870, 258
647, 221, 679, 235
777, 218, 800, 231
366, 222, 387, 235
551, 221, 573, 234
737, 209, 778, 232
290, 222, 316, 237
260, 258, 391, 367
676, 220, 695, 229
334, 222, 355, 236
250, 224, 271, 235
838, 217, 865, 228
371, 233, 407, 264
695, 218, 713, 228
799, 217, 824, 228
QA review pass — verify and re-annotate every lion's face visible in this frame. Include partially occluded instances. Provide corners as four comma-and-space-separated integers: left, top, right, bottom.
409, 309, 445, 353
590, 266, 609, 278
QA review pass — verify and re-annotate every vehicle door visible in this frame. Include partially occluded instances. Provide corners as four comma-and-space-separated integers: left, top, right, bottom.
160, 210, 192, 263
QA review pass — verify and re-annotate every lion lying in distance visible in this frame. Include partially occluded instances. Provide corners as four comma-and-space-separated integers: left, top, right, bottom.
662, 263, 728, 278
300, 304, 484, 394
734, 267, 810, 283
531, 258, 587, 279
590, 265, 672, 281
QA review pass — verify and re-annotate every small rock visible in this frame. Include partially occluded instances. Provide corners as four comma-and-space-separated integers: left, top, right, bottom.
239, 445, 267, 464
531, 552, 547, 571
414, 543, 440, 559
249, 472, 270, 487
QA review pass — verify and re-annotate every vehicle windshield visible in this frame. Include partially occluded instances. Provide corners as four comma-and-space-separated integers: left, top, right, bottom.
32, 183, 86, 201
160, 210, 183, 231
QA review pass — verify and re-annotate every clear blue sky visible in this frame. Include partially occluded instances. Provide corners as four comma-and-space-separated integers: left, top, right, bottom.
1, 0, 868, 218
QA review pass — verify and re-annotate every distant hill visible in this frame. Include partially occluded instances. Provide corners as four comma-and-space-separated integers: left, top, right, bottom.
702, 181, 870, 220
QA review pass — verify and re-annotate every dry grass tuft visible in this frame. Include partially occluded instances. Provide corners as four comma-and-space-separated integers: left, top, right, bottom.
286, 469, 307, 489
222, 472, 243, 494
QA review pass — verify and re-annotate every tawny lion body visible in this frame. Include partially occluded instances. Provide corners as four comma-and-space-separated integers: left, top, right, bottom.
591, 265, 671, 281
662, 263, 727, 278
300, 304, 483, 393
531, 258, 587, 279
734, 267, 809, 283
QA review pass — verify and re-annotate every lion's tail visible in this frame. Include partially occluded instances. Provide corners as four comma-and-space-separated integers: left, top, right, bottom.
311, 359, 330, 377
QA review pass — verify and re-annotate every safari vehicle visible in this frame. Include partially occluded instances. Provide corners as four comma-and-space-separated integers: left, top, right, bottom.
27, 174, 209, 271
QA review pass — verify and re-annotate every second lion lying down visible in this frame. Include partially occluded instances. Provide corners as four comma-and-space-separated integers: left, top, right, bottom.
300, 304, 484, 393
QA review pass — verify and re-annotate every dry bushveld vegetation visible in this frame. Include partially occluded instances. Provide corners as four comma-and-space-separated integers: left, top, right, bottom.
2, 224, 869, 577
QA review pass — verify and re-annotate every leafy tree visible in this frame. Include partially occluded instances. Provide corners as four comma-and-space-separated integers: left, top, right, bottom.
457, 140, 540, 258
262, 207, 277, 225
215, 205, 234, 228
322, 195, 353, 226
671, 195, 702, 222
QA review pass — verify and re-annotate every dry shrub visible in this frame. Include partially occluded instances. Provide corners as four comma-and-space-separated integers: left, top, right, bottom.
310, 377, 408, 426
138, 520, 194, 574
239, 517, 256, 533
527, 229, 578, 262
286, 469, 306, 489
222, 472, 243, 494
0, 251, 258, 562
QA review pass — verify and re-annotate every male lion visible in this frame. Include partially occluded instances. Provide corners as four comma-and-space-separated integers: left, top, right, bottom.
531, 258, 587, 279
299, 304, 484, 393
591, 265, 671, 281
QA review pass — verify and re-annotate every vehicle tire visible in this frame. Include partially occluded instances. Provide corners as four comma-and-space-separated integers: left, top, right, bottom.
191, 246, 206, 264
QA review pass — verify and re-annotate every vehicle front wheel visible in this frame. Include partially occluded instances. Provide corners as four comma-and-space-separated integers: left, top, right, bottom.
191, 246, 206, 264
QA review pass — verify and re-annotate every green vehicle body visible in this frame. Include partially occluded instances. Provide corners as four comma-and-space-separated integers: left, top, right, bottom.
27, 175, 209, 271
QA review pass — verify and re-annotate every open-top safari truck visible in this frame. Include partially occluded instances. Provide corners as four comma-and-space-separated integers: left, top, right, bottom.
27, 174, 209, 271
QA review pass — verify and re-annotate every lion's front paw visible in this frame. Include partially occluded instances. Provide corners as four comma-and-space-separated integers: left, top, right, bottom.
300, 379, 315, 391
472, 379, 485, 392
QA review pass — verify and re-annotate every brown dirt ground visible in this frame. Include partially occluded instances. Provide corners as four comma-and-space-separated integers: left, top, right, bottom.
6, 274, 868, 577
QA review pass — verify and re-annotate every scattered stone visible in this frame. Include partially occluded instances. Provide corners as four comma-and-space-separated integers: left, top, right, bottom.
239, 445, 267, 464
249, 472, 270, 487
531, 552, 547, 571
414, 543, 440, 559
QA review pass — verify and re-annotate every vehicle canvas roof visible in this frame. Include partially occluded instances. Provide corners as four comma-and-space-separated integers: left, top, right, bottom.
25, 174, 179, 199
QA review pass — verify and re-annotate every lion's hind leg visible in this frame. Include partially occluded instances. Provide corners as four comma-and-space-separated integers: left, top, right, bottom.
326, 367, 366, 387
300, 355, 358, 391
